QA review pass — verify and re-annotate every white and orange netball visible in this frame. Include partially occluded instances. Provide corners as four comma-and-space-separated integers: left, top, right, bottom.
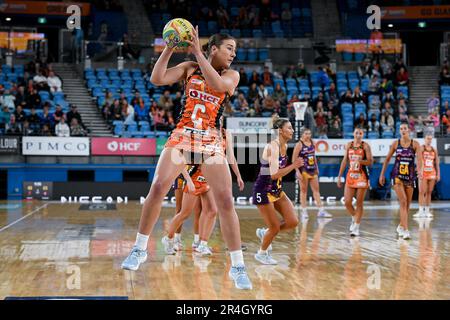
162, 18, 194, 48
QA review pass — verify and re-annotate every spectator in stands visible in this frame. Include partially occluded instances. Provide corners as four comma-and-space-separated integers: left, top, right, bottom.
315, 110, 328, 134
368, 113, 380, 133
40, 105, 53, 128
112, 100, 123, 122
33, 69, 49, 91
216, 5, 229, 29
261, 96, 276, 115
121, 99, 135, 125
428, 110, 440, 131
248, 70, 261, 86
358, 60, 371, 79
248, 83, 259, 104
383, 101, 395, 117
396, 67, 409, 86
105, 91, 114, 106
102, 102, 112, 123
442, 109, 450, 135
134, 99, 149, 122
70, 118, 87, 137
318, 67, 330, 88
14, 105, 26, 123
313, 92, 327, 111
393, 58, 407, 74
296, 63, 308, 79
340, 89, 353, 104
5, 114, 22, 135
234, 93, 250, 115
427, 93, 440, 115
327, 82, 338, 103
47, 71, 62, 93
272, 83, 287, 106
381, 59, 393, 80
238, 68, 248, 87
67, 105, 86, 129
122, 33, 140, 61
55, 117, 70, 137
354, 113, 368, 131
1, 90, 16, 111
0, 106, 11, 129
15, 86, 27, 107
158, 90, 174, 110
368, 75, 380, 93
222, 102, 234, 117
415, 115, 425, 138
261, 66, 273, 87
300, 92, 312, 105
352, 86, 365, 104
328, 118, 342, 138
40, 124, 52, 136
27, 107, 41, 132
327, 100, 340, 120
380, 111, 394, 132
284, 65, 296, 80
258, 84, 269, 101
53, 105, 65, 124
370, 63, 382, 79
380, 77, 393, 95
439, 66, 450, 86
442, 100, 450, 114
27, 89, 41, 109
22, 120, 34, 136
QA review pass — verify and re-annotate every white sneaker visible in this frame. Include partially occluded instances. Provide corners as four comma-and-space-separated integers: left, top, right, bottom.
396, 224, 405, 236
317, 209, 332, 218
192, 240, 200, 250
350, 224, 360, 237
413, 208, 425, 218
256, 228, 272, 251
349, 216, 356, 232
254, 251, 278, 265
424, 208, 433, 218
161, 236, 176, 255
174, 238, 183, 251
195, 243, 213, 256
402, 229, 411, 240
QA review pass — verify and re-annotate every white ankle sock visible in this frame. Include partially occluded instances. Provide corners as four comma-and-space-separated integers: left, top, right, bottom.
135, 233, 149, 251
258, 249, 267, 255
174, 233, 181, 242
200, 240, 208, 247
194, 234, 200, 243
230, 250, 244, 267
419, 206, 424, 212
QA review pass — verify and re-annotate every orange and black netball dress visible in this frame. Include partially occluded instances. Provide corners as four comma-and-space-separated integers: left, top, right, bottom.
166, 66, 229, 157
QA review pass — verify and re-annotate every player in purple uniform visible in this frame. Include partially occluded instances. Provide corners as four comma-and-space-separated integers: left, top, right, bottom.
292, 128, 332, 219
379, 122, 422, 240
252, 118, 304, 265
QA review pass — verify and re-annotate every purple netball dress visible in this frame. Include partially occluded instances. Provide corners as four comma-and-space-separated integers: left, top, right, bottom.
252, 153, 288, 205
298, 141, 318, 178
390, 139, 417, 187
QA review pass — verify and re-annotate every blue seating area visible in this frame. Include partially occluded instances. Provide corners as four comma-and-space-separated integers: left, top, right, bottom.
147, 0, 313, 39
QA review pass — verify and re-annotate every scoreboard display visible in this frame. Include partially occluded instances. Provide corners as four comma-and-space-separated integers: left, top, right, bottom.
23, 182, 53, 200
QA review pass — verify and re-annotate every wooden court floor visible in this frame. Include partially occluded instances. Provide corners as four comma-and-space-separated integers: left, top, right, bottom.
0, 200, 449, 300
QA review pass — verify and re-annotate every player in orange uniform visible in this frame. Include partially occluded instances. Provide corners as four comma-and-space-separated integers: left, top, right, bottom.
337, 127, 373, 237
121, 28, 252, 289
415, 133, 440, 218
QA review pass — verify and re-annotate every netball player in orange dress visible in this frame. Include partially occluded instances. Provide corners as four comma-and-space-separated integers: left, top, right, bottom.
337, 127, 373, 236
415, 132, 440, 218
121, 28, 252, 290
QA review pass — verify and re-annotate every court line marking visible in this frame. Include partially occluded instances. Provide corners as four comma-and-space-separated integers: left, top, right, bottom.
0, 203, 49, 233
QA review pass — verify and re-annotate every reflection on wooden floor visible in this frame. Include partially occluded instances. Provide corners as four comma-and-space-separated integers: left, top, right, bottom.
0, 201, 448, 300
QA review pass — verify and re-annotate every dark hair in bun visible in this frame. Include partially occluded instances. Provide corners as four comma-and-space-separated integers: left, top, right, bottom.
202, 33, 236, 55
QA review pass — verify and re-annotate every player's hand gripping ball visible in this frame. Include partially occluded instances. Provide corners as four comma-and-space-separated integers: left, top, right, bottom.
162, 18, 194, 49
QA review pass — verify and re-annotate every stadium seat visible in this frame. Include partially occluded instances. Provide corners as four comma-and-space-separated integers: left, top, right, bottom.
236, 48, 247, 61
368, 131, 380, 139
247, 48, 257, 61
253, 29, 263, 38
258, 48, 269, 61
